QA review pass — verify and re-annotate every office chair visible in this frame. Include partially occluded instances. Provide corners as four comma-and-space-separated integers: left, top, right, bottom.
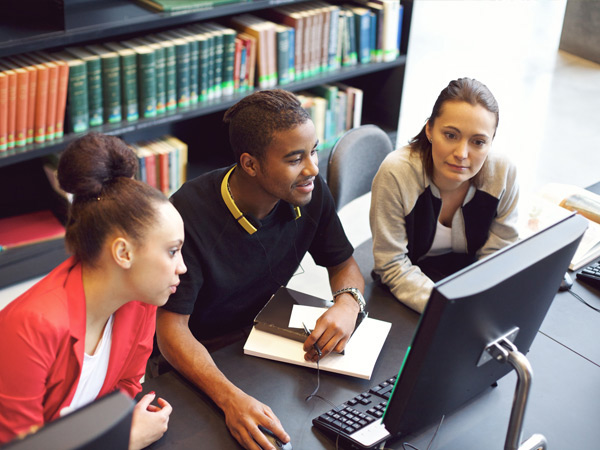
326, 124, 393, 211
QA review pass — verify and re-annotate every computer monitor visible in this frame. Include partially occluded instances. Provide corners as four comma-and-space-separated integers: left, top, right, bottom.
4, 391, 134, 450
382, 213, 587, 446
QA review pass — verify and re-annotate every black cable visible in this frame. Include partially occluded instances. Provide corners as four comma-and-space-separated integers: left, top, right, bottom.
401, 415, 445, 450
567, 289, 600, 312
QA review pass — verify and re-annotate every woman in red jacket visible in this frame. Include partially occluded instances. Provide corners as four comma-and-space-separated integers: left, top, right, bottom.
0, 133, 187, 448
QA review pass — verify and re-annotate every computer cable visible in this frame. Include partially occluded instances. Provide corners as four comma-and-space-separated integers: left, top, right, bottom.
566, 289, 600, 312
401, 415, 445, 450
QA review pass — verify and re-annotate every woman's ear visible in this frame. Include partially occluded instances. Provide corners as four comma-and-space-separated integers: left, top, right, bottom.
111, 237, 133, 269
425, 121, 432, 143
239, 153, 259, 177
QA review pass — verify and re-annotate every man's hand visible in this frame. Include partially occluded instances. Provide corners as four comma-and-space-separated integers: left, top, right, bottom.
129, 392, 172, 450
302, 293, 359, 362
222, 390, 289, 450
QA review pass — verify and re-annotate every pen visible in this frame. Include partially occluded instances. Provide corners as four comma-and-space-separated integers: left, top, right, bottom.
302, 322, 322, 357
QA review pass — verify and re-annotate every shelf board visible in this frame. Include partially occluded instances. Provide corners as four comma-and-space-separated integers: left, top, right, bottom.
0, 0, 299, 58
0, 57, 405, 168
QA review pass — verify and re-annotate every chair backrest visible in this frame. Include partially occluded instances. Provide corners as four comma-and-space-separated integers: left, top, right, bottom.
326, 124, 393, 211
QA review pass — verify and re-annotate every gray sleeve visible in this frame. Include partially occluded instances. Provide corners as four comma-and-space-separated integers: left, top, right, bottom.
369, 152, 434, 313
477, 156, 520, 259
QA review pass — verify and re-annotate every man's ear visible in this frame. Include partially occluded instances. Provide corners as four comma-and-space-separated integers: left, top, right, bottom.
239, 152, 259, 177
112, 237, 133, 269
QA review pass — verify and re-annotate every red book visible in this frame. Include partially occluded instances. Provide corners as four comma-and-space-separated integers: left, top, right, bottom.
31, 53, 59, 140
0, 63, 17, 149
9, 56, 38, 145
0, 210, 65, 250
19, 54, 49, 144
0, 70, 8, 152
233, 37, 243, 91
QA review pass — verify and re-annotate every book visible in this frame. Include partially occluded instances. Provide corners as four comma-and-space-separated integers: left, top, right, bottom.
137, 0, 242, 12
525, 184, 600, 271
133, 38, 167, 114
7, 56, 37, 144
0, 69, 8, 151
268, 6, 305, 80
50, 51, 89, 134
274, 24, 292, 85
103, 42, 139, 121
122, 40, 158, 118
45, 53, 70, 139
145, 35, 177, 111
0, 63, 16, 150
170, 29, 199, 104
157, 32, 191, 108
310, 84, 339, 148
0, 210, 65, 251
29, 53, 59, 141
245, 286, 391, 380
0, 60, 29, 148
17, 55, 48, 144
64, 47, 104, 127
86, 45, 122, 124
237, 33, 257, 90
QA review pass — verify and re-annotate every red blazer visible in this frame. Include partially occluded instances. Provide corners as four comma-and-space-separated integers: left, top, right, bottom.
0, 257, 157, 443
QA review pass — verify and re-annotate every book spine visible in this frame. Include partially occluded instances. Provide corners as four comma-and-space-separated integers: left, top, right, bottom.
206, 34, 216, 99
33, 63, 48, 143
0, 72, 7, 151
328, 7, 340, 70
54, 60, 69, 138
159, 150, 169, 195
212, 32, 224, 98
137, 50, 157, 118
276, 27, 290, 85
221, 31, 236, 96
5, 69, 16, 149
153, 46, 166, 114
187, 38, 199, 104
100, 55, 122, 123
146, 151, 157, 189
44, 63, 58, 140
239, 40, 248, 92
287, 27, 295, 82
86, 57, 104, 126
233, 37, 242, 92
345, 11, 358, 66
368, 11, 377, 62
198, 36, 210, 102
356, 11, 371, 64
120, 51, 139, 121
162, 43, 177, 111
66, 61, 89, 133
14, 68, 29, 147
173, 39, 191, 108
23, 65, 37, 144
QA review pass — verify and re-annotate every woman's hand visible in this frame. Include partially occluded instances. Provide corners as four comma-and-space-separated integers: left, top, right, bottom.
128, 392, 172, 450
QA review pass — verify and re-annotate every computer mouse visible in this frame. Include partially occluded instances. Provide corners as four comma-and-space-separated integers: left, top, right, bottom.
257, 425, 293, 450
559, 272, 573, 291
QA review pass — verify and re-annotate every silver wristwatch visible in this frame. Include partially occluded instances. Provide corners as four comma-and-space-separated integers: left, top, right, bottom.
332, 287, 366, 313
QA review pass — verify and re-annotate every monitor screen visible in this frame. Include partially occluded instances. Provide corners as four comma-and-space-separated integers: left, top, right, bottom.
382, 213, 587, 436
4, 391, 134, 450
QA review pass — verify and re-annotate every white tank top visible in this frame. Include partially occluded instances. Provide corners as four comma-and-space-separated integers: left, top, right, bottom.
61, 314, 114, 416
426, 220, 453, 257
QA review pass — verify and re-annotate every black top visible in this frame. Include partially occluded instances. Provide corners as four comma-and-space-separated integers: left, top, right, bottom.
165, 166, 354, 340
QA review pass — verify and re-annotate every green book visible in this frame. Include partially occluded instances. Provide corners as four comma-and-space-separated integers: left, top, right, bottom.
192, 24, 222, 99
64, 47, 103, 127
86, 45, 122, 124
134, 37, 166, 115
103, 42, 139, 121
193, 30, 210, 102
122, 40, 157, 118
136, 0, 242, 12
274, 24, 291, 86
188, 24, 216, 100
310, 84, 338, 148
146, 35, 177, 111
158, 32, 190, 108
203, 22, 236, 97
342, 9, 358, 67
172, 29, 200, 105
50, 51, 89, 133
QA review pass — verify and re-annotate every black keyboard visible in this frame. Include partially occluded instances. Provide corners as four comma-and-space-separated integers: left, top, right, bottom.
576, 261, 600, 289
312, 375, 396, 450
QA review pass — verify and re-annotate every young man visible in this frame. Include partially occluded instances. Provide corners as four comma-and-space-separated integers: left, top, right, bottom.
156, 89, 365, 450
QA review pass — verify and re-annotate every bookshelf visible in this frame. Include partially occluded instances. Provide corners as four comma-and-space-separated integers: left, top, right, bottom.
0, 0, 413, 169
0, 0, 412, 286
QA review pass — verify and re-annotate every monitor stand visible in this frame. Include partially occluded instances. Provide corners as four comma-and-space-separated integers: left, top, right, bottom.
481, 329, 548, 450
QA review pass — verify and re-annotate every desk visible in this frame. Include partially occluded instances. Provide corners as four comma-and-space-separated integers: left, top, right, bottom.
141, 280, 600, 450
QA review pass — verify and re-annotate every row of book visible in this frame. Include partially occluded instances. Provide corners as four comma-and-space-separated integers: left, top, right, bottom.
130, 135, 189, 197
299, 83, 363, 150
0, 0, 401, 150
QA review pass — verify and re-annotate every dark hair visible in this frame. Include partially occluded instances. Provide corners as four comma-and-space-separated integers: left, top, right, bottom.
223, 89, 311, 163
408, 78, 499, 186
57, 132, 168, 265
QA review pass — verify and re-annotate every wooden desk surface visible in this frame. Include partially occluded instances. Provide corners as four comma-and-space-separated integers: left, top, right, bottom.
142, 281, 600, 450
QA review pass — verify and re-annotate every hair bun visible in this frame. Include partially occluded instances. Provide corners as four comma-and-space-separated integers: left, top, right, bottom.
57, 132, 138, 198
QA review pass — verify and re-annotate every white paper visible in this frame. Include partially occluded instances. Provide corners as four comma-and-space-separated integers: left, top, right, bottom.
288, 304, 328, 330
244, 316, 392, 380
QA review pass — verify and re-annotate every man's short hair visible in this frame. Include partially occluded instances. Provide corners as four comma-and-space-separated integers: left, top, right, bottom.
223, 89, 311, 163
